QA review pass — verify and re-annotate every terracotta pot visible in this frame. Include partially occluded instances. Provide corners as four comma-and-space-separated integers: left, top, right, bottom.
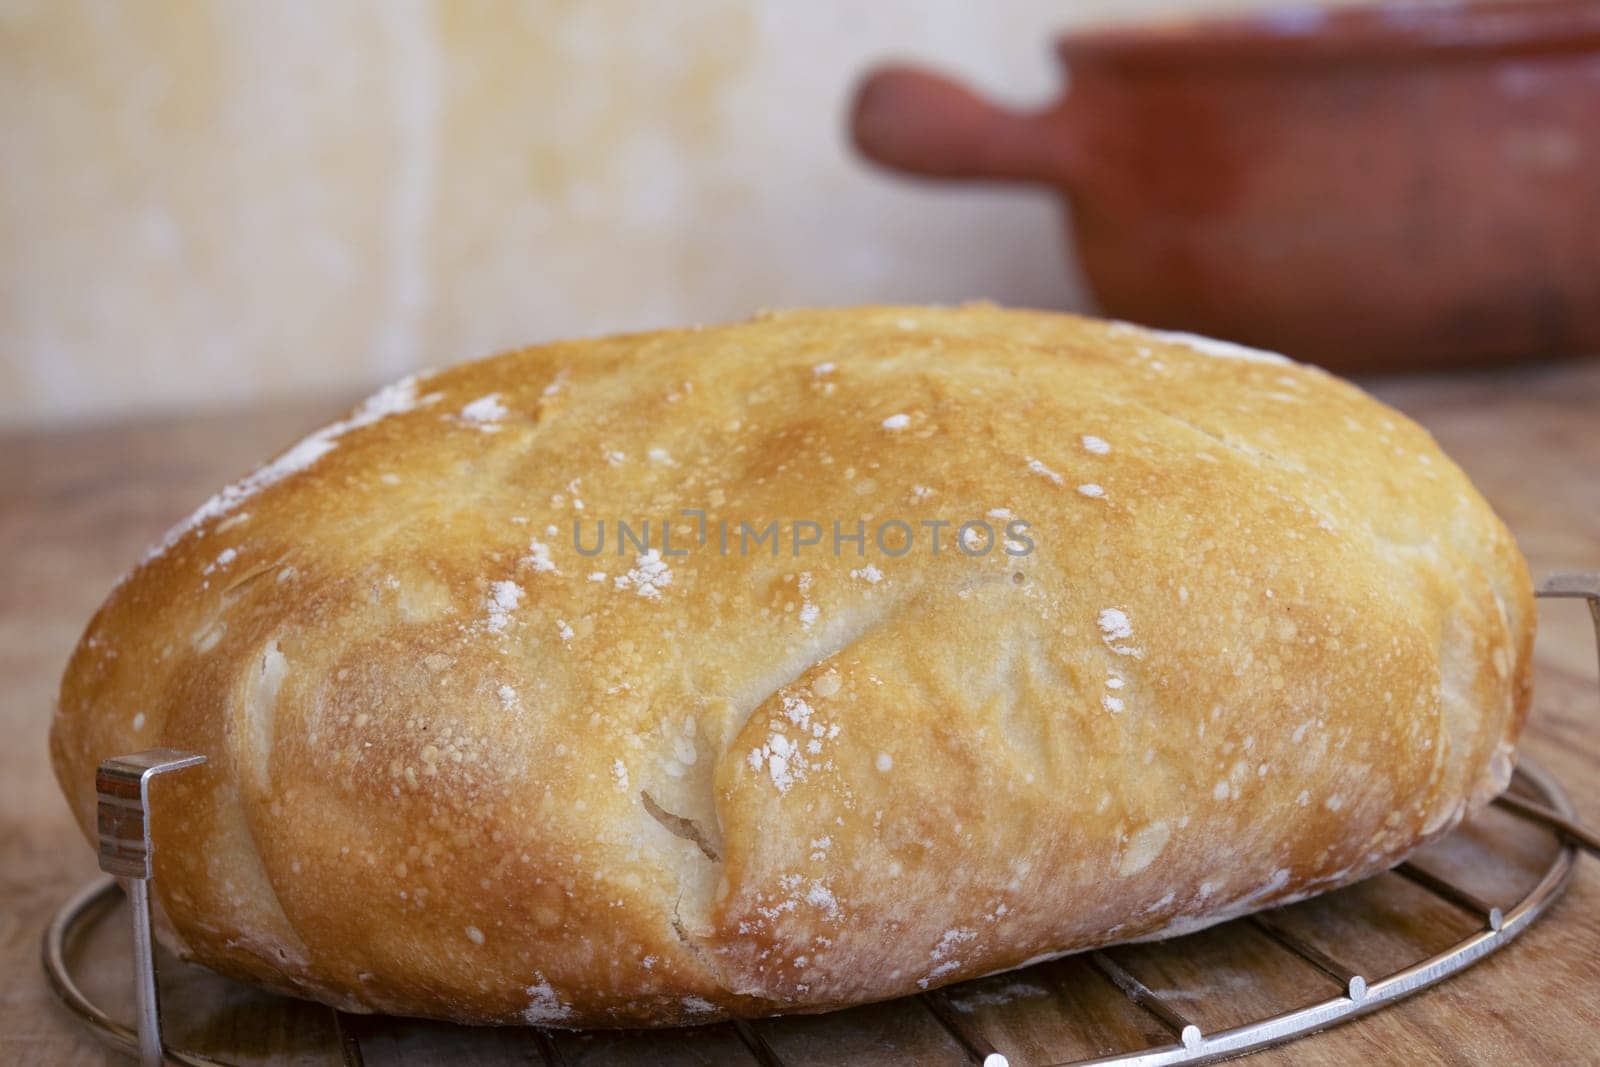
851, 1, 1600, 372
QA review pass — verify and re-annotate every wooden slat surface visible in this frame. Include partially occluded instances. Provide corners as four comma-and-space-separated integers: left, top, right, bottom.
3, 357, 1597, 1065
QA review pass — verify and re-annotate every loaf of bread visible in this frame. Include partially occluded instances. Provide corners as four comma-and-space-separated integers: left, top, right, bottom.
51, 305, 1533, 1027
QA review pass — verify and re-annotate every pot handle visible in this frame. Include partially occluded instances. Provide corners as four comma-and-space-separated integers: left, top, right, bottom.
850, 64, 1071, 184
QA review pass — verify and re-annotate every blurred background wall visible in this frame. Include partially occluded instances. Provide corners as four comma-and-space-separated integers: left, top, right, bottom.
1, 0, 1376, 427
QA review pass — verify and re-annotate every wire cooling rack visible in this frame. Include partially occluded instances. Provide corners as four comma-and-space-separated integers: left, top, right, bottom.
42, 574, 1600, 1067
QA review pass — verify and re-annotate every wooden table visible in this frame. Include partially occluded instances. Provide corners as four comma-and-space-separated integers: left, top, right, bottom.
3, 359, 1597, 1065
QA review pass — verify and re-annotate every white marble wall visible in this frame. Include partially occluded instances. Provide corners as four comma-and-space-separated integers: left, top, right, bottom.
0, 0, 1379, 425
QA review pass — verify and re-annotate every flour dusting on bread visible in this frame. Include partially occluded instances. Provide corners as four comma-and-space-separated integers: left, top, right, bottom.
141, 374, 439, 565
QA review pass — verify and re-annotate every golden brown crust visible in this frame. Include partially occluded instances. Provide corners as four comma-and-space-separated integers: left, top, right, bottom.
50, 305, 1534, 1026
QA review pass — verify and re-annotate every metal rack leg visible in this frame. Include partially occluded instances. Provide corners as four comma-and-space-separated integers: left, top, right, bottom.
1537, 573, 1600, 693
126, 878, 164, 1067
94, 748, 207, 1067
